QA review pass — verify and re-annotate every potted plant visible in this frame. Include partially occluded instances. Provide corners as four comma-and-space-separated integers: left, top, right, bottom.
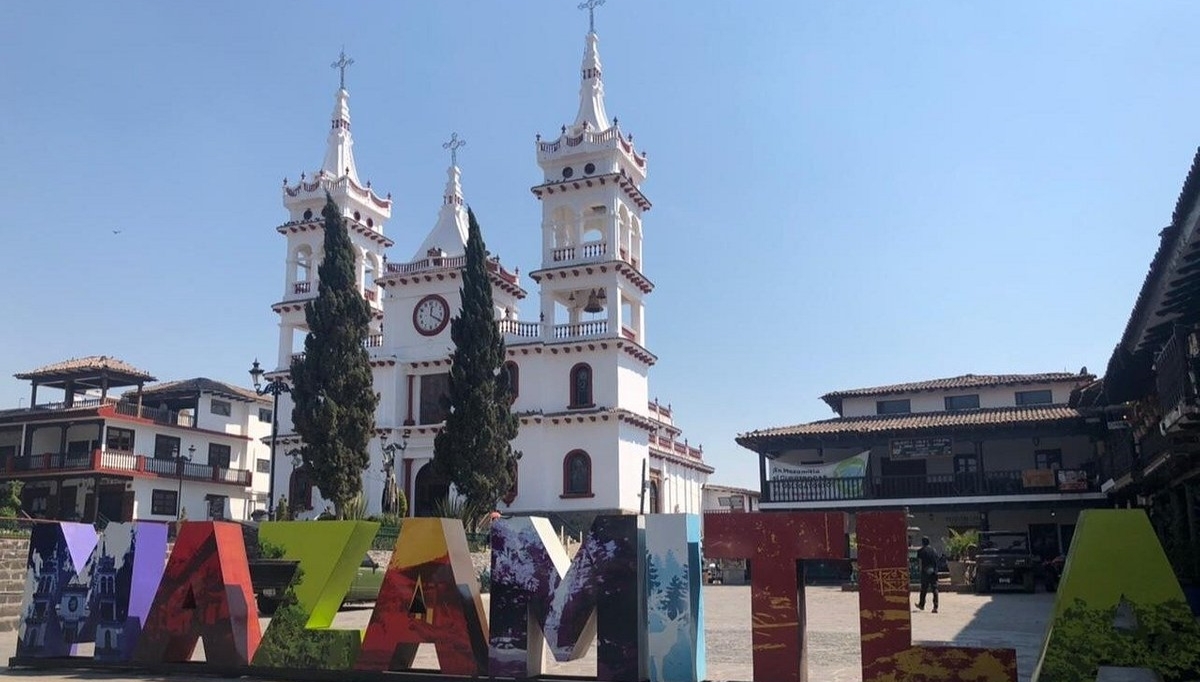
942, 528, 979, 587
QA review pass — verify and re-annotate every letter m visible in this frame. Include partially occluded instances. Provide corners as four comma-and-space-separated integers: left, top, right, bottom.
488, 515, 644, 681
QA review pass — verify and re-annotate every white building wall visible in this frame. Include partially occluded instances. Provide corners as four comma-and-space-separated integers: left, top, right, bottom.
838, 381, 1084, 418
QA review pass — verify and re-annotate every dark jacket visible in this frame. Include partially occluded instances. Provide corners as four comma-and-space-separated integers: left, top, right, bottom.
917, 545, 939, 575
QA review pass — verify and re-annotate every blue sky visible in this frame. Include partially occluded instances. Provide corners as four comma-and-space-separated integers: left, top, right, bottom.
2, 2, 1199, 491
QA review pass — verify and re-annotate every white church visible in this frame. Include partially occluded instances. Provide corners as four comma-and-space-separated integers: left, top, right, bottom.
264, 19, 712, 526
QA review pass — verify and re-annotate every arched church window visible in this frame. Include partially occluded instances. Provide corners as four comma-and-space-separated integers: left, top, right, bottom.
569, 363, 593, 408
648, 480, 660, 514
563, 450, 592, 496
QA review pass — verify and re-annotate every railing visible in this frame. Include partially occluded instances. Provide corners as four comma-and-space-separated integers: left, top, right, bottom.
365, 334, 383, 348
551, 242, 609, 264
109, 401, 195, 427
28, 397, 113, 412
552, 246, 576, 262
293, 281, 311, 294
554, 320, 607, 339
364, 288, 377, 302
1156, 326, 1197, 429
10, 452, 93, 472
385, 254, 518, 284
767, 469, 1095, 503
6, 449, 252, 486
621, 327, 636, 341
291, 352, 306, 363
498, 320, 542, 338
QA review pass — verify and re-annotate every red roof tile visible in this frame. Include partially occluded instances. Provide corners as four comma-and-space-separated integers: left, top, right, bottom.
737, 405, 1087, 448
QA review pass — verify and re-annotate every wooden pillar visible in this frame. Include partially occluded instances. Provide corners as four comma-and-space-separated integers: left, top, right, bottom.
29, 382, 38, 409
58, 424, 69, 455
135, 382, 144, 415
64, 380, 75, 408
100, 373, 109, 402
758, 450, 769, 503
975, 441, 985, 492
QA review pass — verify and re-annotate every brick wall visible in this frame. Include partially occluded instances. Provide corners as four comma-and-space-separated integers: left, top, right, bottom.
0, 536, 27, 632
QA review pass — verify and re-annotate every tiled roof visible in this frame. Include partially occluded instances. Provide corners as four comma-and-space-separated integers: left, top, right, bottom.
129, 378, 265, 403
820, 372, 1093, 413
737, 405, 1088, 449
15, 356, 156, 382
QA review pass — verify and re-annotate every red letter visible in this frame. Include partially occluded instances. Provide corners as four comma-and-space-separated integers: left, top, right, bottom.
857, 511, 1015, 681
133, 522, 260, 665
705, 511, 846, 682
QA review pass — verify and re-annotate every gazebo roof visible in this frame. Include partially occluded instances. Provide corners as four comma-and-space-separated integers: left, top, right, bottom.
14, 356, 156, 390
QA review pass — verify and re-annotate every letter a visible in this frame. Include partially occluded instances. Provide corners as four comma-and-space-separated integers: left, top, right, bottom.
355, 518, 489, 675
252, 520, 379, 669
133, 521, 260, 665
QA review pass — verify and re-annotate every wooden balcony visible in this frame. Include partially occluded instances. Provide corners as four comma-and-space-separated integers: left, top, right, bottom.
766, 469, 1099, 504
1, 448, 252, 487
1155, 325, 1200, 432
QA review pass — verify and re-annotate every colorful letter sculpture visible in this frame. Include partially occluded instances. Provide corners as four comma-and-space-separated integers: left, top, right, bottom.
16, 521, 99, 657
704, 511, 846, 682
90, 522, 169, 662
1032, 509, 1200, 682
856, 511, 1016, 682
133, 521, 261, 665
356, 518, 489, 675
489, 515, 645, 680
644, 514, 705, 682
252, 520, 379, 669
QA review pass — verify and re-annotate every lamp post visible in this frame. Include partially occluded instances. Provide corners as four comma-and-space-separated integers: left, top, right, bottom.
176, 444, 195, 521
249, 358, 292, 517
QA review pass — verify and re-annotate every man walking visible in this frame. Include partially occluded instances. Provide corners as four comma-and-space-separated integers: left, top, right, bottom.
915, 536, 939, 613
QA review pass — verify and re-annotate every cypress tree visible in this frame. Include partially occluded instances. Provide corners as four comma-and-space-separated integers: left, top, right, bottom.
291, 194, 378, 519
433, 207, 519, 517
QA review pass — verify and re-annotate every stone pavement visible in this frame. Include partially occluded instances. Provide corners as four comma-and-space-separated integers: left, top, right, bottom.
1, 585, 1055, 682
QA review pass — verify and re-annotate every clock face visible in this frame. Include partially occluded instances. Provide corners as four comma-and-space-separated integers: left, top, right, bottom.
413, 295, 449, 336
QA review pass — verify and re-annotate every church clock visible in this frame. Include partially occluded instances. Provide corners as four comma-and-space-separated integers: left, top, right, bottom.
413, 294, 450, 336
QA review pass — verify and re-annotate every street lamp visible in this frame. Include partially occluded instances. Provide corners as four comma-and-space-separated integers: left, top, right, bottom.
249, 358, 292, 517
176, 444, 195, 521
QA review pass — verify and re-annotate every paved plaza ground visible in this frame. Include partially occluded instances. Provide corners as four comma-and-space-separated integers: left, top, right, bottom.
1, 585, 1055, 682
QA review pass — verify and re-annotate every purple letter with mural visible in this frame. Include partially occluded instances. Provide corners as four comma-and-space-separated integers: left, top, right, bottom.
489, 515, 644, 681
16, 522, 99, 657
89, 522, 168, 661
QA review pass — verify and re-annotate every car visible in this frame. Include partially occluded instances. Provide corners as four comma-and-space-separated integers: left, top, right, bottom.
974, 530, 1038, 593
344, 555, 386, 604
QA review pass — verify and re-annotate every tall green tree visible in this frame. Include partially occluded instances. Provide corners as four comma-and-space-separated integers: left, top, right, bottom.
433, 207, 519, 517
291, 194, 378, 519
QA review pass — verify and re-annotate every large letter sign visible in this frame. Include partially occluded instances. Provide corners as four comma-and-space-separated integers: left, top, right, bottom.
16, 522, 99, 657
133, 521, 261, 665
355, 518, 489, 675
644, 513, 705, 682
252, 520, 379, 669
704, 511, 845, 682
1033, 509, 1200, 682
856, 511, 1016, 681
89, 522, 169, 662
489, 515, 645, 680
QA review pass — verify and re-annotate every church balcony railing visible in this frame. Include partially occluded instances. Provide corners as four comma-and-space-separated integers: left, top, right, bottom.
498, 320, 542, 338
364, 289, 378, 302
364, 334, 384, 348
536, 125, 647, 171
621, 327, 637, 341
552, 242, 609, 264
291, 352, 306, 364
385, 254, 518, 284
554, 320, 607, 339
293, 281, 312, 295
